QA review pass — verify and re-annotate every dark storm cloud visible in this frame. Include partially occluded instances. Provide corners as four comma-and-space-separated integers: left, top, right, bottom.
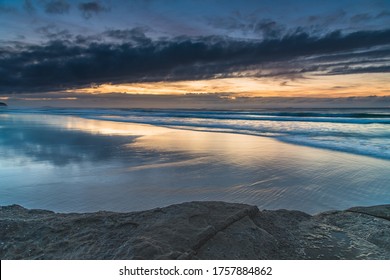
44, 0, 70, 14
1, 28, 390, 93
78, 1, 109, 19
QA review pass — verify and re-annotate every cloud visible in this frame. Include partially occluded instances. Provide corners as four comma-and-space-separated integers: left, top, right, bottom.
36, 25, 73, 40
350, 13, 372, 23
78, 1, 109, 19
0, 3, 17, 14
327, 65, 390, 75
307, 10, 347, 26
56, 27, 152, 45
23, 0, 36, 13
208, 15, 285, 39
44, 0, 70, 14
209, 10, 348, 38
6, 92, 390, 109
253, 19, 284, 38
1, 29, 390, 93
104, 27, 152, 44
377, 10, 390, 18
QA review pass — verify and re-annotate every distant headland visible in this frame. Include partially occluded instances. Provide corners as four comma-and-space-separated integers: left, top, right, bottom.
0, 102, 7, 106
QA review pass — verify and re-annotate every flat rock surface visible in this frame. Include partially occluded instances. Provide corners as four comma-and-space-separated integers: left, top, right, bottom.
347, 205, 390, 221
0, 202, 389, 259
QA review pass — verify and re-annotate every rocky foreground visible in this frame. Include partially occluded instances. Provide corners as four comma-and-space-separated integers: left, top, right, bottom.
0, 202, 389, 259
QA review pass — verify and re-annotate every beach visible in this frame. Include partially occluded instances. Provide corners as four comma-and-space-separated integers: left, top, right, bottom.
1, 0, 389, 272
1, 109, 390, 214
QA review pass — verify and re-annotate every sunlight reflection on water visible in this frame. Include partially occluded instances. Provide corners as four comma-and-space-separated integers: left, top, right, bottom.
1, 113, 389, 214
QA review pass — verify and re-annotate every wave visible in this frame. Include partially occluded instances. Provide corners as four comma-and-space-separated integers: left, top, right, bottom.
9, 108, 390, 124
83, 113, 390, 160
6, 108, 390, 160
277, 136, 390, 161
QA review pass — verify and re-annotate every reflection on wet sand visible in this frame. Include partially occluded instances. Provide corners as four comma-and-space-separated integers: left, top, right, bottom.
1, 113, 390, 214
64, 116, 170, 136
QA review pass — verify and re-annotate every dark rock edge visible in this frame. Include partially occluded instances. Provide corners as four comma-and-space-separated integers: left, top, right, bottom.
1, 201, 389, 260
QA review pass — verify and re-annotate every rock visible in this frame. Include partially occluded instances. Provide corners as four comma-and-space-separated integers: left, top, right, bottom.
347, 204, 390, 221
0, 102, 7, 106
0, 202, 389, 260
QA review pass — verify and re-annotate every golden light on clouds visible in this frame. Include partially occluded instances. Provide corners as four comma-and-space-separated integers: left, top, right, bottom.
68, 78, 279, 95
69, 73, 390, 98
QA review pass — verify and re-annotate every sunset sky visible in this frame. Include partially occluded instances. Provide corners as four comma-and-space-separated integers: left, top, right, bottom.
0, 0, 389, 107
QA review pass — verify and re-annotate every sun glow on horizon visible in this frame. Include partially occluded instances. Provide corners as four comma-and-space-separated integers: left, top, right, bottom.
67, 73, 390, 98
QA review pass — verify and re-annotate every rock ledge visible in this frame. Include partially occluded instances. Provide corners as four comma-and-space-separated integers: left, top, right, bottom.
1, 202, 389, 259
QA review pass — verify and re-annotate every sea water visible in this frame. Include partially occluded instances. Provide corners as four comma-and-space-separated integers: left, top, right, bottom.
1, 108, 389, 213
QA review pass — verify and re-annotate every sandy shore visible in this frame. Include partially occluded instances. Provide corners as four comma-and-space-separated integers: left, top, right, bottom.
0, 201, 389, 260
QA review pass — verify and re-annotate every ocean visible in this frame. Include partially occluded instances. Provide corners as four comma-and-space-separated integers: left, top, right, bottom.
1, 108, 389, 213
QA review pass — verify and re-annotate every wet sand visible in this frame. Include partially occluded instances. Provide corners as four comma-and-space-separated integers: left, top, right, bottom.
1, 113, 390, 214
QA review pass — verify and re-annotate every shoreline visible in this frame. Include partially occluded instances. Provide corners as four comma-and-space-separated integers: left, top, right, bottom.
1, 112, 390, 215
1, 201, 389, 260
3, 108, 390, 162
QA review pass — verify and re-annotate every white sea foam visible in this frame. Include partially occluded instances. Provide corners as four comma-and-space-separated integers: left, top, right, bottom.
5, 108, 390, 160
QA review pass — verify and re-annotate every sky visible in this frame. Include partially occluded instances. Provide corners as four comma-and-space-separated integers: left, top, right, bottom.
0, 0, 390, 108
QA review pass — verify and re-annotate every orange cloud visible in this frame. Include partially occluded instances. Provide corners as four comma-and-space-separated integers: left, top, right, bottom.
68, 73, 390, 98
